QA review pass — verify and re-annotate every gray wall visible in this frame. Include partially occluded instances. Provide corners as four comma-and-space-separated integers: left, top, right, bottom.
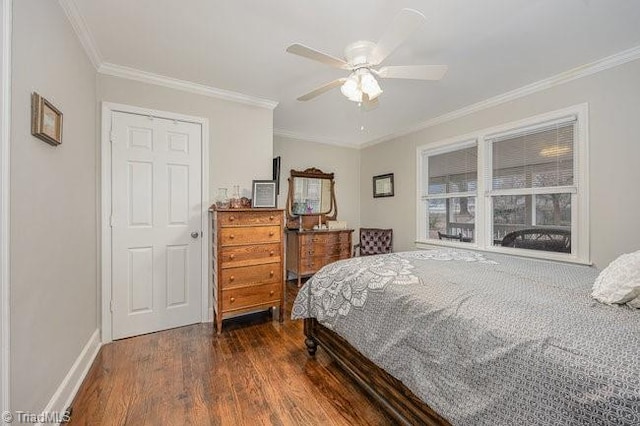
97, 74, 274, 202
274, 136, 360, 233
360, 58, 640, 269
11, 0, 97, 412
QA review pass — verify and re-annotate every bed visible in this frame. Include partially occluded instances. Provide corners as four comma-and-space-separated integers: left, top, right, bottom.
291, 249, 640, 425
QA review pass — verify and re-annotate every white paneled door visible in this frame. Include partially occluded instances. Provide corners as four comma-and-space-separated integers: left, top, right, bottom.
111, 112, 202, 339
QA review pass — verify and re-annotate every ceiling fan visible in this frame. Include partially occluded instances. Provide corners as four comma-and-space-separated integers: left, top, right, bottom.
286, 8, 448, 110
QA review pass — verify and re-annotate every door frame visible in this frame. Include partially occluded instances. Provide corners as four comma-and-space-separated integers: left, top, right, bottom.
100, 102, 210, 343
0, 0, 11, 412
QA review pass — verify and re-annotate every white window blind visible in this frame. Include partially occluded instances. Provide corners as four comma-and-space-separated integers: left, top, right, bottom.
490, 120, 576, 192
422, 144, 478, 242
425, 145, 477, 196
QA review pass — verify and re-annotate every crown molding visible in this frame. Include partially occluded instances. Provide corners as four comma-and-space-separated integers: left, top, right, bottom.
360, 44, 640, 148
56, 0, 640, 141
58, 0, 278, 110
273, 128, 359, 149
99, 62, 279, 110
58, 0, 102, 69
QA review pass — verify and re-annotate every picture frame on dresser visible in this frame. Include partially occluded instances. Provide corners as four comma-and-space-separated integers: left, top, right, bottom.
252, 180, 277, 208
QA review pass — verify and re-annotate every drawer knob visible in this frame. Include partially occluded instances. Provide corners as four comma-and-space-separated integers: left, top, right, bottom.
269, 250, 274, 256
269, 231, 275, 236
269, 290, 274, 296
229, 276, 235, 282
229, 234, 235, 239
229, 216, 235, 222
269, 215, 274, 220
229, 254, 235, 260
230, 297, 235, 303
269, 270, 274, 276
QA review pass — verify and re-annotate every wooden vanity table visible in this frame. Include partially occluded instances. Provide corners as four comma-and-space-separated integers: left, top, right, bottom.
286, 228, 353, 287
284, 168, 353, 286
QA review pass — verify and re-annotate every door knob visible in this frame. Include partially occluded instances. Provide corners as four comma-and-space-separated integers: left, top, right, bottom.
191, 231, 200, 239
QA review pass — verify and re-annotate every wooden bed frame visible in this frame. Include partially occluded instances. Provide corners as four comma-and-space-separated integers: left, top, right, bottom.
304, 318, 450, 426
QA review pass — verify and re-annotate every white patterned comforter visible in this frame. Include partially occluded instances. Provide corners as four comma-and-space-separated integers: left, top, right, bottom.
292, 249, 640, 426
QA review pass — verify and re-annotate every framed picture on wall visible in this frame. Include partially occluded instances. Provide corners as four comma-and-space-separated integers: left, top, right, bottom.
31, 92, 63, 146
252, 180, 278, 208
373, 173, 394, 198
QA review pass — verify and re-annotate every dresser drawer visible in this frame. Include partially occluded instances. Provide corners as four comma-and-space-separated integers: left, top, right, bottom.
300, 231, 351, 246
300, 255, 343, 275
337, 231, 352, 243
220, 243, 281, 267
219, 226, 281, 246
300, 232, 340, 246
222, 283, 281, 312
301, 242, 350, 258
218, 211, 281, 227
220, 262, 281, 289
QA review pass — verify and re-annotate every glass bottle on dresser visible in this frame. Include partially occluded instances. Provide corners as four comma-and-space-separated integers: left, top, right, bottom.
216, 188, 230, 209
229, 185, 242, 209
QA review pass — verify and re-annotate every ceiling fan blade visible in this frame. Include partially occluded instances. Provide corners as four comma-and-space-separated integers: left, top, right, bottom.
286, 44, 349, 69
377, 65, 448, 80
370, 8, 426, 65
297, 78, 346, 101
361, 93, 379, 111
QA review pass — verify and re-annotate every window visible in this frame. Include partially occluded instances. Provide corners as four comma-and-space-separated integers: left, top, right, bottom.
489, 119, 575, 248
421, 143, 477, 242
417, 105, 589, 263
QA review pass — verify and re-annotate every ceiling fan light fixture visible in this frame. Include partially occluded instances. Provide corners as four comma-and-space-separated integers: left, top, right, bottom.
340, 70, 382, 103
340, 75, 359, 100
287, 9, 447, 106
360, 72, 383, 100
348, 91, 363, 103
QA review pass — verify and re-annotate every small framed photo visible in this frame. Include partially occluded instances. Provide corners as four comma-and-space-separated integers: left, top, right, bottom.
31, 92, 63, 146
373, 173, 394, 198
251, 180, 277, 208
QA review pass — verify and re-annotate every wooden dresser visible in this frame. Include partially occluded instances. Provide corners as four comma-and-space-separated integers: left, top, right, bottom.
210, 207, 285, 333
286, 229, 354, 286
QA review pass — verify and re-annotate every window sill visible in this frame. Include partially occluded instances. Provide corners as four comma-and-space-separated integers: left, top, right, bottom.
414, 240, 592, 266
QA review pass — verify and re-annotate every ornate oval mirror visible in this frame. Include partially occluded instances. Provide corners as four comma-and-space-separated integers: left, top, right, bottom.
286, 168, 337, 229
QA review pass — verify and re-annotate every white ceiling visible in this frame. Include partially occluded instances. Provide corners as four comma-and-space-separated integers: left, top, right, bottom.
73, 0, 640, 146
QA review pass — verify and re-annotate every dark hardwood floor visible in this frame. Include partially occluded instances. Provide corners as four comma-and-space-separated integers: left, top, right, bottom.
68, 282, 395, 425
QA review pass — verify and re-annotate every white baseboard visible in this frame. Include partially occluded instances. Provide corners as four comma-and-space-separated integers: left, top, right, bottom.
39, 329, 101, 425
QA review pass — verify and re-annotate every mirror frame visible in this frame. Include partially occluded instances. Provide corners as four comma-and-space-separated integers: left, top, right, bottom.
286, 167, 337, 229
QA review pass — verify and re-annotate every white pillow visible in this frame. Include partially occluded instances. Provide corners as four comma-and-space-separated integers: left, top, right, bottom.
627, 297, 640, 309
592, 250, 640, 305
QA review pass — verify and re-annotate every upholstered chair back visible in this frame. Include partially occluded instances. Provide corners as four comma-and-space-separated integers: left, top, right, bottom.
354, 228, 393, 256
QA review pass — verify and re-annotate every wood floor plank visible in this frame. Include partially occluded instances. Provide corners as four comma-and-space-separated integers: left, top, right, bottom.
68, 282, 395, 425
